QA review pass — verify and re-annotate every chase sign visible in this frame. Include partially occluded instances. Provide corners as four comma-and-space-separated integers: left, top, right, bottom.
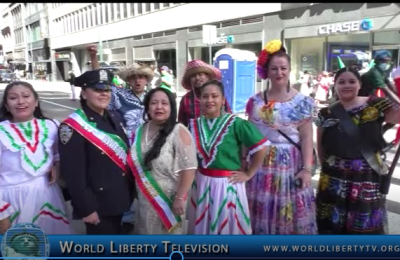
318, 19, 373, 35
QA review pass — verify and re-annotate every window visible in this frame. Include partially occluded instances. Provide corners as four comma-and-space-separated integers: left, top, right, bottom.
130, 3, 135, 16
76, 11, 81, 31
123, 3, 128, 18
154, 3, 160, 10
145, 3, 151, 12
30, 22, 41, 42
87, 7, 92, 28
137, 3, 142, 14
116, 3, 120, 20
288, 37, 326, 81
163, 3, 170, 7
105, 4, 109, 23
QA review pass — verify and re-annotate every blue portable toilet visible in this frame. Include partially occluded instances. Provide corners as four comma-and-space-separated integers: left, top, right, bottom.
214, 48, 257, 114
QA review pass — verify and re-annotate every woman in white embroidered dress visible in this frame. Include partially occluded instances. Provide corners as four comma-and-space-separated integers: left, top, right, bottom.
128, 87, 197, 234
0, 82, 73, 234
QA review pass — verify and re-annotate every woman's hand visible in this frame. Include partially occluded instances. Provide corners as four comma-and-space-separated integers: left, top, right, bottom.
86, 44, 98, 58
172, 197, 185, 216
229, 171, 251, 184
295, 169, 312, 189
49, 166, 57, 184
0, 217, 11, 234
82, 211, 100, 225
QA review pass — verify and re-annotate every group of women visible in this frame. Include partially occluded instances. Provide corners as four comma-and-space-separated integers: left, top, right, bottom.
0, 39, 399, 235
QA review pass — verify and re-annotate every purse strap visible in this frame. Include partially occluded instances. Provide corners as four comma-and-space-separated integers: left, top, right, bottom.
328, 101, 386, 175
263, 90, 302, 151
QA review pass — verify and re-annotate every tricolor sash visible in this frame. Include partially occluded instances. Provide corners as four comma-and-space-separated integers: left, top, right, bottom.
63, 109, 128, 171
127, 125, 181, 231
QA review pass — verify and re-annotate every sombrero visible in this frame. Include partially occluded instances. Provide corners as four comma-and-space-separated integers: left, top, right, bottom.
116, 63, 154, 82
181, 60, 221, 90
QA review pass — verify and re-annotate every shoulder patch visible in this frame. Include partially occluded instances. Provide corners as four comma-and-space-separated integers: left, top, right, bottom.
59, 124, 73, 145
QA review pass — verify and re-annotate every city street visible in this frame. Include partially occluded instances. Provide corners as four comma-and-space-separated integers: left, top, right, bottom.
1, 82, 400, 234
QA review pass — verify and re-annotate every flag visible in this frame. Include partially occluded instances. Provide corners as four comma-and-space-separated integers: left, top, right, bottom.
368, 59, 375, 69
337, 56, 345, 69
392, 67, 400, 144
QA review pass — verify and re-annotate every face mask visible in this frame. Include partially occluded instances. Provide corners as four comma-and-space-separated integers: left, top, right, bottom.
379, 63, 391, 71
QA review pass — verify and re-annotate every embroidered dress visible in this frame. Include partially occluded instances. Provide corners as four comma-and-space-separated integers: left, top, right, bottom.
108, 85, 146, 139
0, 119, 73, 234
245, 92, 317, 234
315, 97, 393, 234
188, 113, 267, 235
128, 123, 197, 234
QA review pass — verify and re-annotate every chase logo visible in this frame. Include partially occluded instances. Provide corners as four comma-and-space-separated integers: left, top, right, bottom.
360, 19, 373, 31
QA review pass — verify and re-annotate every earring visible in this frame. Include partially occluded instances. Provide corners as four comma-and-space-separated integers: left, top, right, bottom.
266, 80, 270, 93
287, 80, 290, 93
220, 105, 226, 117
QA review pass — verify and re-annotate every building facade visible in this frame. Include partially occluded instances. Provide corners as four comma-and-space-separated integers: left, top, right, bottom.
48, 3, 400, 91
278, 3, 400, 81
48, 3, 282, 91
25, 3, 51, 80
0, 3, 53, 78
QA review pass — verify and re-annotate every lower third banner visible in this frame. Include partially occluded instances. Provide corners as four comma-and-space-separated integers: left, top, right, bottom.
1, 233, 400, 259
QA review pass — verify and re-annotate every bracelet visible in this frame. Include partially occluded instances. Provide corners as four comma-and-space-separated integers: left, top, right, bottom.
176, 197, 184, 201
302, 166, 312, 172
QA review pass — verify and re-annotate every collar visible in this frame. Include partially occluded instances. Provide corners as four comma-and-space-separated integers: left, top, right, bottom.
83, 105, 109, 121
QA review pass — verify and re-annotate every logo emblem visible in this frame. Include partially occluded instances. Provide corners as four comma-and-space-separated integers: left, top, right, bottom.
99, 70, 108, 81
1, 222, 50, 259
360, 19, 373, 31
59, 124, 73, 145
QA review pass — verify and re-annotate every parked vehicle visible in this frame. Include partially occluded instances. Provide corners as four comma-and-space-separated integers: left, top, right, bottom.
0, 69, 16, 83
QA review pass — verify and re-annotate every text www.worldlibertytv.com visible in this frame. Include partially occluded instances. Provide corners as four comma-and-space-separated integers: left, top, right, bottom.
263, 245, 400, 253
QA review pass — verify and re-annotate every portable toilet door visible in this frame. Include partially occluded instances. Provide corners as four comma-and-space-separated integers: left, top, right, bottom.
214, 51, 235, 113
214, 49, 257, 113
234, 50, 257, 113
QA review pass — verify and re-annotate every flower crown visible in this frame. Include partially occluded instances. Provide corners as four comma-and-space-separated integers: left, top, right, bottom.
257, 39, 286, 80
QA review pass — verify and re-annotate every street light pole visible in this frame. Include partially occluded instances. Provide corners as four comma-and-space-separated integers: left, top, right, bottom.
98, 26, 103, 62
208, 28, 212, 65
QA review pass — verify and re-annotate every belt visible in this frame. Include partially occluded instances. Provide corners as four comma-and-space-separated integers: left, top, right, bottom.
198, 167, 235, 178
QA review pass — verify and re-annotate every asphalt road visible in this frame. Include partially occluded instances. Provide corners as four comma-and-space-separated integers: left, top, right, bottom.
1, 86, 400, 234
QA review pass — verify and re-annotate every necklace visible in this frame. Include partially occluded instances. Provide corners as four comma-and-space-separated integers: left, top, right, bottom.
145, 121, 159, 146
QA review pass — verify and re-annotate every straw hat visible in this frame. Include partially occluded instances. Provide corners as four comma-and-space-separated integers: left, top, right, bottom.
181, 60, 221, 90
116, 63, 154, 82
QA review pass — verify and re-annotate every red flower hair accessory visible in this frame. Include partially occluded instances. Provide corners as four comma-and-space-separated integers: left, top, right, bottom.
256, 39, 284, 80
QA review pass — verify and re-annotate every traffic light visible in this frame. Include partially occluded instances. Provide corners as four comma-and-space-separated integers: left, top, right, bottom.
227, 35, 234, 44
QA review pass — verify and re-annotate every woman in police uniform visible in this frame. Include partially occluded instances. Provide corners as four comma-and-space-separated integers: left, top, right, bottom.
58, 69, 133, 235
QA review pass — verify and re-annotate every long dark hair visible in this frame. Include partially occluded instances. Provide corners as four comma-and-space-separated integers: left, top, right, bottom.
142, 87, 177, 169
0, 81, 51, 122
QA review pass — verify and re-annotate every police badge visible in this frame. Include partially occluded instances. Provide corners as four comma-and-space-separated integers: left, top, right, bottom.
59, 124, 73, 145
99, 69, 108, 82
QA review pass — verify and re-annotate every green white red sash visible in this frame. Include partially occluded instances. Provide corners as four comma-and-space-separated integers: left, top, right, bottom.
127, 125, 181, 231
63, 109, 128, 171
190, 113, 236, 168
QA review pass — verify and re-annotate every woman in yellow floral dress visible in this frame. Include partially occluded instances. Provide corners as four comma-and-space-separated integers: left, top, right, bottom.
315, 67, 400, 234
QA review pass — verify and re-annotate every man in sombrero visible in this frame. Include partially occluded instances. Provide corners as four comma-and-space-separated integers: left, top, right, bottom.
178, 60, 231, 126
87, 44, 153, 139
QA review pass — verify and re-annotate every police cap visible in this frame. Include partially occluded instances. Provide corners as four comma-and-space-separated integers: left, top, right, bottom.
74, 69, 113, 90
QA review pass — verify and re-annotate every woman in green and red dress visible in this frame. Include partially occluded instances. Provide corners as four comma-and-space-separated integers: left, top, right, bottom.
188, 80, 267, 235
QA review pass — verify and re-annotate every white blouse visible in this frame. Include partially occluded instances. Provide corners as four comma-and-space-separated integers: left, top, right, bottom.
0, 119, 60, 187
